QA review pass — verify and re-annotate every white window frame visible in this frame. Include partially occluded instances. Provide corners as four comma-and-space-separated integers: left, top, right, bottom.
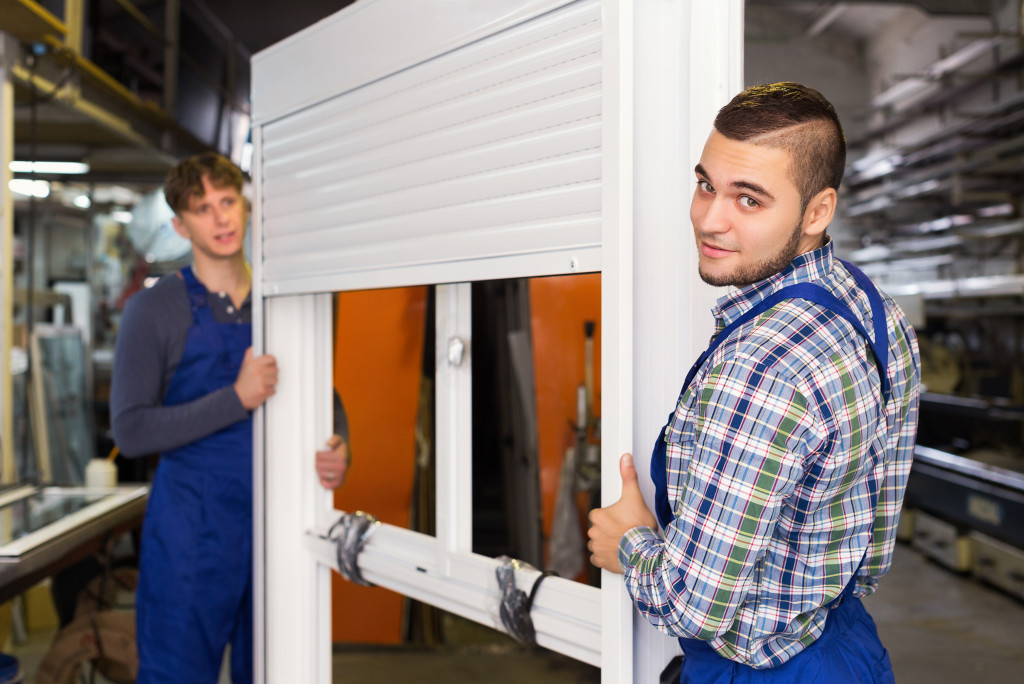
251, 2, 742, 682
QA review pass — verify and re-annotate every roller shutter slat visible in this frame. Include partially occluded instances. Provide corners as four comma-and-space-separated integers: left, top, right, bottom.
259, 0, 602, 294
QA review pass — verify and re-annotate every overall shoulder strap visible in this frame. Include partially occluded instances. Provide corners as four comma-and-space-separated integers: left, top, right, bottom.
180, 266, 212, 322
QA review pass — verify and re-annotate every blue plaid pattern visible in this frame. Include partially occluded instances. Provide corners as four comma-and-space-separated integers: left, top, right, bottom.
619, 241, 920, 669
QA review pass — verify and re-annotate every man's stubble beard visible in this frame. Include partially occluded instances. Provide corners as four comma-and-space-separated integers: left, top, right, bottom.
698, 222, 803, 288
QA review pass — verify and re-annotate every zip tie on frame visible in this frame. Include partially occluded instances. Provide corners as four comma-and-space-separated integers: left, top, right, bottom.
327, 511, 380, 586
495, 556, 558, 647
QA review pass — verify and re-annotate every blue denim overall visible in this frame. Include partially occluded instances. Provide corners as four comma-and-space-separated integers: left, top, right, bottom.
650, 261, 895, 683
136, 267, 253, 684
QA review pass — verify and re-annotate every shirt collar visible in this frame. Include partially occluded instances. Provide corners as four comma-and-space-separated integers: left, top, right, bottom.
711, 236, 834, 331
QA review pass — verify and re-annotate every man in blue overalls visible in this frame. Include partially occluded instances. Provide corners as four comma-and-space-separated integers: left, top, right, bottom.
112, 153, 350, 683
588, 83, 921, 682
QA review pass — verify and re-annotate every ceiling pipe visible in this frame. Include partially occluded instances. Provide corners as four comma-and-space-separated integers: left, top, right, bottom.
871, 36, 1005, 108
806, 4, 847, 38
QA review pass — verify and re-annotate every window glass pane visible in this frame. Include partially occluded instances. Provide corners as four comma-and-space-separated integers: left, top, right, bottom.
331, 285, 432, 645
472, 274, 601, 587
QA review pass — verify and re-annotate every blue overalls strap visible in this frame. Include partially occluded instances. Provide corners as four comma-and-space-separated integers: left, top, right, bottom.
652, 424, 676, 530
838, 258, 890, 402
650, 272, 890, 530
181, 266, 213, 322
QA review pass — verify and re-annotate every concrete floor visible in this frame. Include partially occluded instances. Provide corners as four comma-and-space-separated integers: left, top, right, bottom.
868, 545, 1024, 683
7, 543, 1024, 682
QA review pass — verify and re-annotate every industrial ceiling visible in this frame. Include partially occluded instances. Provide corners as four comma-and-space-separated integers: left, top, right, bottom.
0, 0, 1012, 189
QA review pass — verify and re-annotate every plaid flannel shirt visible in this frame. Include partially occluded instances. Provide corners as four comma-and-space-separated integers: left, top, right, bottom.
619, 241, 920, 669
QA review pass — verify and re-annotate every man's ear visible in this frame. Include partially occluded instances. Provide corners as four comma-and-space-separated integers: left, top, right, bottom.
171, 215, 191, 241
802, 187, 836, 238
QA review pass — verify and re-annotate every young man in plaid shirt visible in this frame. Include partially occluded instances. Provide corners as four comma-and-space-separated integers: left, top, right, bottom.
588, 82, 920, 683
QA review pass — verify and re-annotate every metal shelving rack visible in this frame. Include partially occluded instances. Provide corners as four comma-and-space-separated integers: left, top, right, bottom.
0, 0, 256, 485
844, 24, 1024, 289
838, 7, 1024, 597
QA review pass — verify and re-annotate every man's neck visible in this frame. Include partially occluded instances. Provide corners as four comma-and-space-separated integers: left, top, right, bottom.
191, 253, 251, 307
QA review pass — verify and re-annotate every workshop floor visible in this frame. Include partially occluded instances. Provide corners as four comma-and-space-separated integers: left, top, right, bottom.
7, 543, 1023, 683
869, 544, 1024, 683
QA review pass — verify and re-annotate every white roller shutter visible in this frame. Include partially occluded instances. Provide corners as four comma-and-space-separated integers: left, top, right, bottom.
257, 0, 602, 295
252, 1, 745, 681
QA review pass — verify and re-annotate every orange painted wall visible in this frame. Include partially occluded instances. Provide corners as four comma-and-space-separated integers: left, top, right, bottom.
529, 274, 601, 573
331, 286, 427, 643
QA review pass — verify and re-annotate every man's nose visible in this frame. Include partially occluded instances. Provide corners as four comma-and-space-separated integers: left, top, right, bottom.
696, 196, 730, 233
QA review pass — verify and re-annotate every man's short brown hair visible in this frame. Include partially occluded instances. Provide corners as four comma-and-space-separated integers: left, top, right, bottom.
713, 82, 846, 213
164, 152, 244, 215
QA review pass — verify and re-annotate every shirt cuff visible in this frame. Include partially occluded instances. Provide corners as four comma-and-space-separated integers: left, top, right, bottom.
617, 525, 661, 572
217, 384, 250, 421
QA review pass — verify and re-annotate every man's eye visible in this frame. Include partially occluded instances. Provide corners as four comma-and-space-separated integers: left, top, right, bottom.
740, 196, 759, 208
697, 180, 714, 193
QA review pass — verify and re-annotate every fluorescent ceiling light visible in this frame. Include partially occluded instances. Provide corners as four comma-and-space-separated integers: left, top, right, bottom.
8, 179, 50, 198
927, 38, 1000, 78
915, 215, 973, 233
846, 195, 892, 217
93, 185, 139, 205
860, 158, 897, 181
9, 160, 90, 174
111, 210, 133, 224
872, 77, 929, 109
73, 195, 91, 209
891, 235, 962, 253
240, 142, 254, 175
849, 244, 891, 263
977, 203, 1013, 218
970, 220, 1024, 239
894, 179, 941, 199
851, 150, 902, 179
